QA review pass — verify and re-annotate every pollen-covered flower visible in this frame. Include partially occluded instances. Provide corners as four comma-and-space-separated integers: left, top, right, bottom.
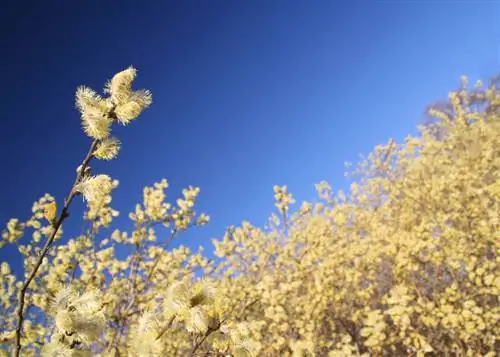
190, 278, 216, 306
128, 311, 164, 357
49, 286, 74, 315
233, 339, 261, 357
73, 175, 113, 204
93, 137, 121, 160
185, 306, 210, 334
273, 185, 295, 213
0, 262, 10, 275
164, 280, 191, 314
48, 287, 105, 348
114, 89, 152, 125
41, 337, 75, 357
75, 86, 113, 139
43, 201, 57, 223
104, 66, 136, 105
196, 213, 210, 225
136, 310, 159, 334
104, 66, 152, 124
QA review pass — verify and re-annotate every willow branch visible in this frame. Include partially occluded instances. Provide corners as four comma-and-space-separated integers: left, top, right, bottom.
14, 139, 98, 357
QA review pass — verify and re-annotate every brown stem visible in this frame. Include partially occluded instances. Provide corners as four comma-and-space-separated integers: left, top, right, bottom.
189, 299, 258, 357
14, 139, 98, 356
155, 315, 176, 341
189, 327, 217, 357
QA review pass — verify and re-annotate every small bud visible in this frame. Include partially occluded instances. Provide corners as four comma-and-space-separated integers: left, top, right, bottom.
44, 202, 57, 224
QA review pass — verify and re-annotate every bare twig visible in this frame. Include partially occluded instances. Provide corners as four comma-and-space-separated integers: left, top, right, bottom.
189, 325, 219, 357
155, 315, 176, 341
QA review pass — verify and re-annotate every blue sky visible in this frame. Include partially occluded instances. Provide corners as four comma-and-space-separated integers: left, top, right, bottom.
1, 0, 500, 270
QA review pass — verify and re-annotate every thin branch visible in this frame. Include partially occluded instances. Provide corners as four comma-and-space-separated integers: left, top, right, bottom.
14, 139, 98, 357
189, 299, 259, 357
155, 315, 176, 341
189, 326, 218, 357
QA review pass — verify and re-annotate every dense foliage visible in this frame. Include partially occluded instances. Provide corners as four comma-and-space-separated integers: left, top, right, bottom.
0, 70, 498, 356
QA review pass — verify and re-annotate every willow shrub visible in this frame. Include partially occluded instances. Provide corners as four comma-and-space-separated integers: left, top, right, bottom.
0, 71, 498, 356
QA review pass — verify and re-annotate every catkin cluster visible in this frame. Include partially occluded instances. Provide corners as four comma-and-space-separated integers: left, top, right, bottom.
0, 71, 499, 356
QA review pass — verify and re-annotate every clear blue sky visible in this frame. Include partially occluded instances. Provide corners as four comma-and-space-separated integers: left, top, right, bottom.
1, 0, 500, 269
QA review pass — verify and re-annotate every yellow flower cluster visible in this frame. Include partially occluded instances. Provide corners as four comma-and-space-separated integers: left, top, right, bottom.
1, 72, 499, 356
76, 66, 152, 141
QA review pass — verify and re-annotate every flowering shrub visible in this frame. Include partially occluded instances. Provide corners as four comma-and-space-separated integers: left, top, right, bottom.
0, 70, 498, 356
